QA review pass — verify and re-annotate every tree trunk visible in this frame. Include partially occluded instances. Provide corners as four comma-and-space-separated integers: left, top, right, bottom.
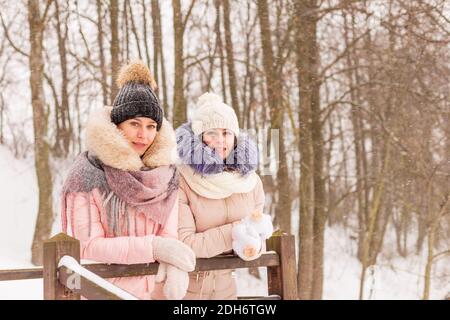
423, 195, 449, 300
122, 0, 130, 62
294, 0, 326, 300
96, 0, 108, 106
127, 1, 142, 60
242, 3, 253, 129
301, 2, 326, 299
141, 0, 151, 67
294, 0, 317, 300
172, 0, 186, 128
28, 0, 54, 266
214, 0, 227, 104
256, 0, 291, 234
342, 9, 367, 262
222, 0, 241, 122
359, 142, 390, 300
311, 68, 325, 300
54, 0, 71, 158
110, 0, 120, 103
423, 218, 435, 300
152, 0, 168, 116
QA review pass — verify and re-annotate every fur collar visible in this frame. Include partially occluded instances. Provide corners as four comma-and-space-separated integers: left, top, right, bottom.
176, 122, 258, 176
86, 107, 177, 171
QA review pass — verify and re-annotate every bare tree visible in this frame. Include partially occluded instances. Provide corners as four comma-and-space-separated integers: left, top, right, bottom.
294, 0, 316, 300
96, 0, 108, 106
110, 0, 120, 103
256, 0, 292, 235
151, 0, 168, 115
222, 0, 241, 122
127, 0, 142, 60
53, 0, 72, 158
141, 0, 151, 67
172, 0, 196, 128
28, 0, 54, 266
213, 0, 227, 104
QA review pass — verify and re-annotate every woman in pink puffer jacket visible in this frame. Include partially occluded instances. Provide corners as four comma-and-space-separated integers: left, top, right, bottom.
60, 61, 195, 300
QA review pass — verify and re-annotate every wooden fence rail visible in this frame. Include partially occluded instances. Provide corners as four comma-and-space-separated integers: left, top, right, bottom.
0, 232, 298, 300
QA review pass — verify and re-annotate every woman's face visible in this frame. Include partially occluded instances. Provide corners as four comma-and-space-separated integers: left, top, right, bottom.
117, 117, 157, 156
202, 128, 235, 160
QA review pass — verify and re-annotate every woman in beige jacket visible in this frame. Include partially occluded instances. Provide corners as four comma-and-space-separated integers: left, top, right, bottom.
175, 93, 266, 299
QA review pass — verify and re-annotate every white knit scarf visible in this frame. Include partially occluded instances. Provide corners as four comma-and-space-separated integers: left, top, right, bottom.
178, 165, 258, 199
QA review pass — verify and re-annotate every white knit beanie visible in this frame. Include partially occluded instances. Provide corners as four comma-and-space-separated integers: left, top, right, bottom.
191, 92, 240, 137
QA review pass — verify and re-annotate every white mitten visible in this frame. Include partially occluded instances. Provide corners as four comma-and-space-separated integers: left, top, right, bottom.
243, 211, 274, 240
231, 222, 262, 261
155, 262, 189, 300
153, 236, 196, 272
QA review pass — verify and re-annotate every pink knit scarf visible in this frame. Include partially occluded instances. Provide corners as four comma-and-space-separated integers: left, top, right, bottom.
61, 152, 178, 236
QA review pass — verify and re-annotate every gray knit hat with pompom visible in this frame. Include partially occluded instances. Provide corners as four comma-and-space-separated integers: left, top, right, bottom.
111, 60, 163, 130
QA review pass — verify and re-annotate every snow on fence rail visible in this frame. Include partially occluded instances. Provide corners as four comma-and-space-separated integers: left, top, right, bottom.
0, 233, 298, 300
58, 255, 138, 300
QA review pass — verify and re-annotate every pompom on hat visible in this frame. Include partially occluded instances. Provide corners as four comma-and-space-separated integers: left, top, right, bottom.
110, 60, 163, 130
191, 92, 240, 137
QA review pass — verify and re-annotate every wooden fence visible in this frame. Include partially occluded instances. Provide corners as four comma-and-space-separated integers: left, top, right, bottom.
0, 233, 298, 300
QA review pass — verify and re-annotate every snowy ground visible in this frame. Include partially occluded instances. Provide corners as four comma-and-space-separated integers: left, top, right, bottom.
0, 146, 448, 300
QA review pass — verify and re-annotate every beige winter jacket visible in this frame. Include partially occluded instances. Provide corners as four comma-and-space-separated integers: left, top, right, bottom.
178, 171, 265, 299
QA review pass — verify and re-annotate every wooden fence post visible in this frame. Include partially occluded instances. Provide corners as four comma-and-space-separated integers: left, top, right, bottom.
43, 233, 80, 300
266, 233, 298, 300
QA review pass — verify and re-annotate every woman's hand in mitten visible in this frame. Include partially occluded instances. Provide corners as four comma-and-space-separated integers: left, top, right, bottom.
155, 262, 189, 300
231, 222, 262, 261
153, 236, 196, 272
245, 212, 274, 240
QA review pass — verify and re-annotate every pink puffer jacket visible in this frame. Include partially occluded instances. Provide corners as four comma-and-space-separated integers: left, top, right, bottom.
66, 188, 178, 300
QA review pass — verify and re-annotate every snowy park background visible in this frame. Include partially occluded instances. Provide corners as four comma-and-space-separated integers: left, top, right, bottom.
0, 0, 449, 299
0, 145, 448, 299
